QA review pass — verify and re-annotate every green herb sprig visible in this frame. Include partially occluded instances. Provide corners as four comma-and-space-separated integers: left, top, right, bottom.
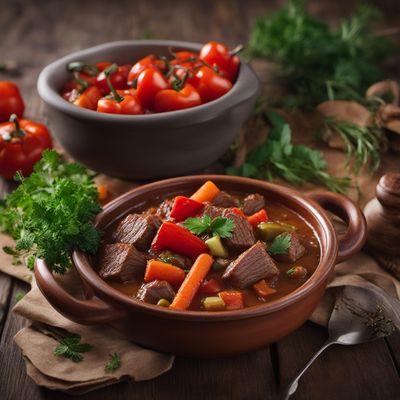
183, 216, 235, 238
321, 118, 385, 175
227, 111, 351, 193
53, 333, 92, 363
0, 150, 102, 274
268, 233, 291, 256
247, 0, 395, 108
104, 353, 121, 373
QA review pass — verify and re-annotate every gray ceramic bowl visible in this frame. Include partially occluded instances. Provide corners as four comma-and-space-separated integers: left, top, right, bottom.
37, 40, 260, 179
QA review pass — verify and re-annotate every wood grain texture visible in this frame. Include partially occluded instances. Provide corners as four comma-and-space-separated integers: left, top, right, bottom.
0, 0, 399, 399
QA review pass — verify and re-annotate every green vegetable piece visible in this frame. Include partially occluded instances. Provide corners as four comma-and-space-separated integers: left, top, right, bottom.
104, 352, 121, 373
258, 222, 294, 241
202, 296, 226, 311
53, 333, 92, 363
212, 261, 228, 272
205, 235, 228, 258
183, 216, 235, 238
268, 233, 291, 256
0, 150, 102, 274
157, 298, 171, 307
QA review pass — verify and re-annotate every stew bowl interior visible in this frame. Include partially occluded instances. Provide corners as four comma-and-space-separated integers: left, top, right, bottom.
37, 40, 260, 179
68, 175, 342, 356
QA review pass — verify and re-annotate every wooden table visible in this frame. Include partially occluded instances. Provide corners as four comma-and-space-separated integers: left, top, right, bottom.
1, 0, 400, 398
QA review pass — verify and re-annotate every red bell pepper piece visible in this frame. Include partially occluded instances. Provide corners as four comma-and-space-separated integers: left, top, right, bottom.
151, 222, 209, 259
231, 207, 245, 217
170, 196, 203, 222
247, 209, 268, 227
200, 278, 222, 295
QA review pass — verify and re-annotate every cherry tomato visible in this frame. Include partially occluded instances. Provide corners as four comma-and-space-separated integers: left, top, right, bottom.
73, 86, 102, 110
0, 81, 25, 122
97, 90, 143, 115
127, 55, 166, 85
200, 41, 240, 81
96, 64, 131, 94
154, 84, 201, 112
172, 51, 198, 61
193, 66, 232, 103
0, 115, 53, 179
136, 67, 170, 110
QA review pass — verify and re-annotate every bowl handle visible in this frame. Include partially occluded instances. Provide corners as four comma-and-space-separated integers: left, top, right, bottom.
308, 192, 367, 263
35, 259, 126, 325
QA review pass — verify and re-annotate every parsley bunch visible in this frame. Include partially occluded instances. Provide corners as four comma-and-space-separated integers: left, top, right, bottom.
183, 216, 235, 238
247, 0, 395, 107
0, 150, 102, 274
227, 111, 351, 193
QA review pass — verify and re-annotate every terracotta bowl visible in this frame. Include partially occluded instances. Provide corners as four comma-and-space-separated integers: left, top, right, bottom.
36, 40, 260, 179
35, 176, 366, 357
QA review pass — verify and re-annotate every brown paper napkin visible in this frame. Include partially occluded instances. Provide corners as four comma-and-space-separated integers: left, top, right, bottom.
0, 233, 174, 395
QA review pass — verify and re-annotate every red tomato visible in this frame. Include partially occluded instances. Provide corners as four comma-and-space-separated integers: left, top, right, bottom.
172, 51, 198, 61
200, 41, 240, 81
127, 55, 166, 85
154, 84, 201, 112
136, 67, 170, 110
96, 64, 131, 94
0, 81, 25, 122
73, 86, 102, 110
0, 115, 53, 179
193, 66, 232, 103
97, 90, 143, 115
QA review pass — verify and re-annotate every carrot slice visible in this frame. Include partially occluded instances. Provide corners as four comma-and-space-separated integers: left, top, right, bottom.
218, 291, 244, 310
170, 253, 214, 310
144, 260, 186, 286
190, 181, 220, 203
253, 279, 277, 298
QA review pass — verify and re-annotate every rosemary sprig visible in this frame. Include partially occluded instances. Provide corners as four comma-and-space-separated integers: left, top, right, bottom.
321, 118, 385, 175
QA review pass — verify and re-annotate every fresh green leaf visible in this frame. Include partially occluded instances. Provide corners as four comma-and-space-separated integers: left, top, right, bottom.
183, 216, 235, 238
210, 217, 235, 238
15, 291, 26, 302
227, 111, 351, 193
104, 352, 121, 373
268, 233, 291, 255
0, 150, 102, 274
247, 0, 396, 107
53, 333, 92, 363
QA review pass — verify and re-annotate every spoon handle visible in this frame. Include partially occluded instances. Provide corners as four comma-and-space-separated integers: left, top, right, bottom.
280, 339, 336, 400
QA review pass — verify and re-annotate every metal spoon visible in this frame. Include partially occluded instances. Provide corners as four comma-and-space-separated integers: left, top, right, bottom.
280, 284, 399, 400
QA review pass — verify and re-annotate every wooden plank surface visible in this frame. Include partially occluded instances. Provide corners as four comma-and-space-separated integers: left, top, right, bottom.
0, 0, 400, 399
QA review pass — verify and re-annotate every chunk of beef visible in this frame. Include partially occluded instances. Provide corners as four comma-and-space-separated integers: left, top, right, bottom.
212, 191, 239, 208
272, 232, 305, 263
222, 209, 256, 252
98, 243, 147, 282
158, 250, 192, 269
202, 203, 225, 219
112, 213, 161, 251
222, 241, 279, 289
156, 199, 173, 220
136, 280, 176, 304
242, 193, 265, 216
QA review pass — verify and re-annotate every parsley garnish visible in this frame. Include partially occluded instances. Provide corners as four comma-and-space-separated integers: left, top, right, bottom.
268, 233, 291, 255
15, 291, 26, 302
227, 112, 351, 194
53, 333, 92, 363
247, 1, 395, 108
182, 215, 235, 238
0, 150, 102, 274
104, 352, 121, 373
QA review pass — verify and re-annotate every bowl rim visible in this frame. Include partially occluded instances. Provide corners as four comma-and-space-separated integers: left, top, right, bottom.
72, 175, 338, 321
37, 39, 260, 122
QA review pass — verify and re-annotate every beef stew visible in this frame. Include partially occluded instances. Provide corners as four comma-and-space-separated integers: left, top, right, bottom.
96, 180, 320, 311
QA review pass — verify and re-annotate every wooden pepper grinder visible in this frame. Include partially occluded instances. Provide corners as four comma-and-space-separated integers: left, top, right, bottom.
364, 173, 400, 279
